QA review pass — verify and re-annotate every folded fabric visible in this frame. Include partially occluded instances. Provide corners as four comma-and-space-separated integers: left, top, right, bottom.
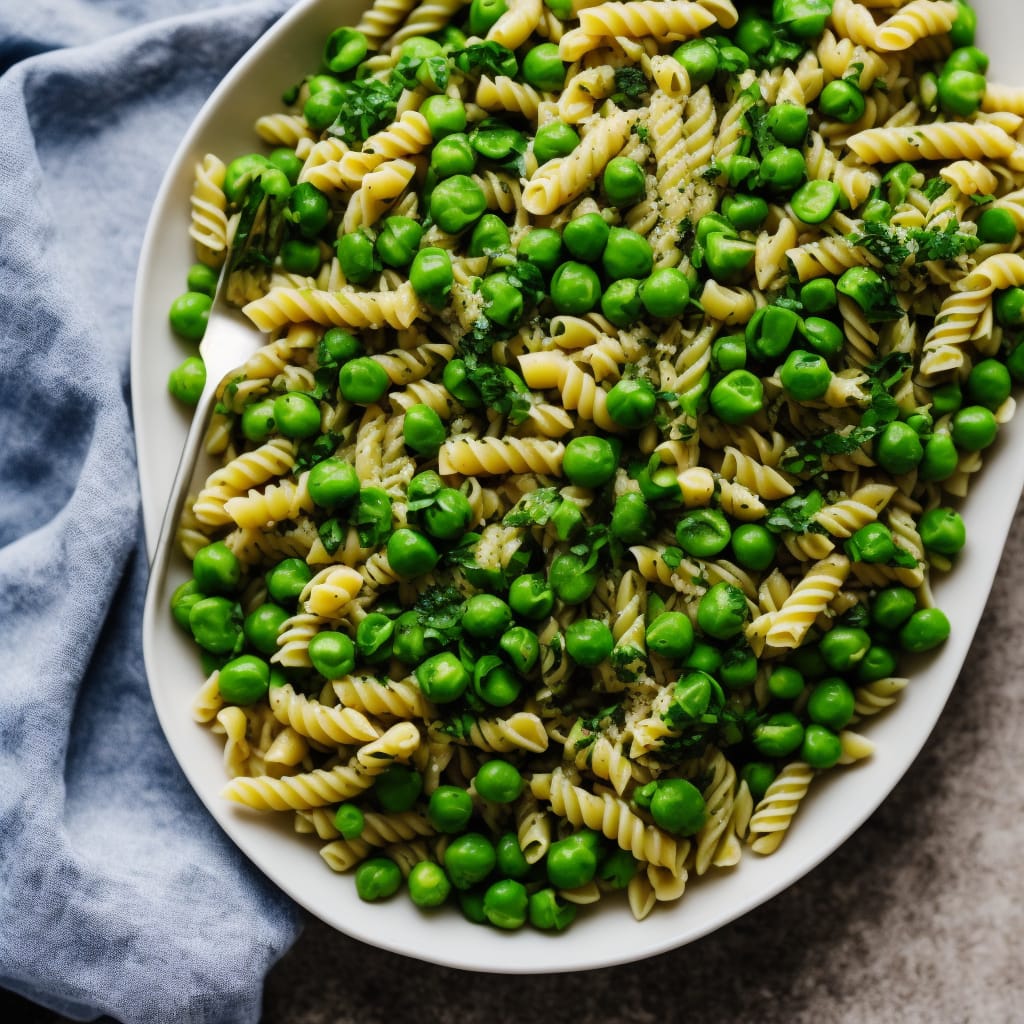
0, 2, 303, 1021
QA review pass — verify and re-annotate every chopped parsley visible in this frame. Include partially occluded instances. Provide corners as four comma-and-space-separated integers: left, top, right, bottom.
413, 584, 466, 645
503, 487, 562, 527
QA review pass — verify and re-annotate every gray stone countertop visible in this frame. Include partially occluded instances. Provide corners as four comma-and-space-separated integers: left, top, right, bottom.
4, 504, 1023, 1024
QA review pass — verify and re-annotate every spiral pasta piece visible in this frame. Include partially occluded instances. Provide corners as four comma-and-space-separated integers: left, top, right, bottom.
268, 684, 381, 745
242, 281, 423, 332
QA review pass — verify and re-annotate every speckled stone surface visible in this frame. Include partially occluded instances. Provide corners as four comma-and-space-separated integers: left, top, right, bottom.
5, 504, 1024, 1024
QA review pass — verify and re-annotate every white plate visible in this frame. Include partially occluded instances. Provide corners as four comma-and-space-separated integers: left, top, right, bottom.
134, 0, 1024, 973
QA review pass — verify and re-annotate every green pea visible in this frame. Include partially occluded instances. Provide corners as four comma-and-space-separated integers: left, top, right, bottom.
610, 492, 655, 545
791, 179, 841, 224
223, 153, 270, 204
458, 888, 487, 924
428, 785, 474, 833
192, 541, 241, 595
696, 213, 738, 247
430, 133, 476, 178
772, 0, 832, 37
798, 316, 844, 359
171, 580, 205, 631
766, 102, 809, 146
996, 287, 1024, 327
872, 585, 917, 630
392, 611, 431, 666
747, 305, 801, 361
721, 193, 769, 231
521, 42, 566, 91
532, 120, 580, 164
499, 626, 540, 675
409, 247, 454, 308
167, 355, 206, 405
416, 651, 470, 703
780, 348, 832, 401
468, 0, 507, 34
601, 278, 644, 327
429, 173, 486, 233
546, 835, 598, 889
508, 573, 555, 621
1009, 342, 1024, 383
697, 582, 748, 640
899, 607, 951, 653
858, 645, 898, 683
649, 779, 706, 836
565, 618, 614, 667
950, 0, 977, 48
562, 213, 610, 262
339, 356, 390, 404
583, 852, 629, 896
374, 216, 423, 270
645, 611, 695, 661
319, 328, 362, 366
603, 156, 646, 207
768, 665, 804, 701
550, 260, 601, 315
757, 147, 806, 192
481, 879, 528, 930
374, 764, 423, 813
355, 612, 394, 664
528, 888, 577, 931
469, 215, 512, 260
807, 677, 855, 730
186, 262, 219, 296
603, 227, 653, 280
333, 803, 365, 840
861, 197, 892, 223
976, 207, 1016, 245
837, 267, 891, 320
713, 335, 747, 373
937, 68, 986, 117
387, 527, 439, 578
474, 760, 524, 804
741, 761, 776, 802
951, 404, 998, 451
261, 562, 309, 613
280, 238, 321, 276
789, 646, 827, 680
308, 457, 360, 509
288, 182, 330, 238
819, 626, 871, 672
562, 435, 617, 488
752, 711, 805, 757
875, 420, 924, 474
420, 94, 467, 138
472, 656, 521, 708
168, 291, 211, 342
517, 227, 563, 275
463, 594, 513, 639
548, 551, 598, 605
730, 523, 777, 571
919, 432, 959, 482
966, 358, 1012, 410
801, 724, 842, 769
308, 630, 356, 678
303, 86, 345, 134
703, 233, 756, 281
420, 488, 471, 541
720, 646, 758, 689
480, 272, 524, 328
408, 861, 451, 909
820, 79, 866, 122
675, 508, 731, 558
270, 392, 320, 439
672, 38, 719, 87
709, 369, 764, 423
800, 277, 837, 313
445, 832, 497, 889
605, 377, 656, 428
683, 641, 723, 677
323, 26, 368, 72
919, 507, 966, 556
355, 857, 402, 901
846, 522, 897, 564
243, 603, 289, 657
736, 13, 774, 58
640, 267, 690, 317
217, 654, 271, 705
401, 403, 446, 457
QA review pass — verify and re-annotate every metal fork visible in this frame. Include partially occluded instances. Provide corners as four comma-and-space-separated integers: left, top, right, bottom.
144, 260, 265, 593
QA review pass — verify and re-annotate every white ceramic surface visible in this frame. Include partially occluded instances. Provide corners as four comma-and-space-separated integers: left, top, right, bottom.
133, 0, 1024, 973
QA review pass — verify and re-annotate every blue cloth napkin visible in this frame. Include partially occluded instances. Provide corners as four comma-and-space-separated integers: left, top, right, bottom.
0, 2, 305, 1021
